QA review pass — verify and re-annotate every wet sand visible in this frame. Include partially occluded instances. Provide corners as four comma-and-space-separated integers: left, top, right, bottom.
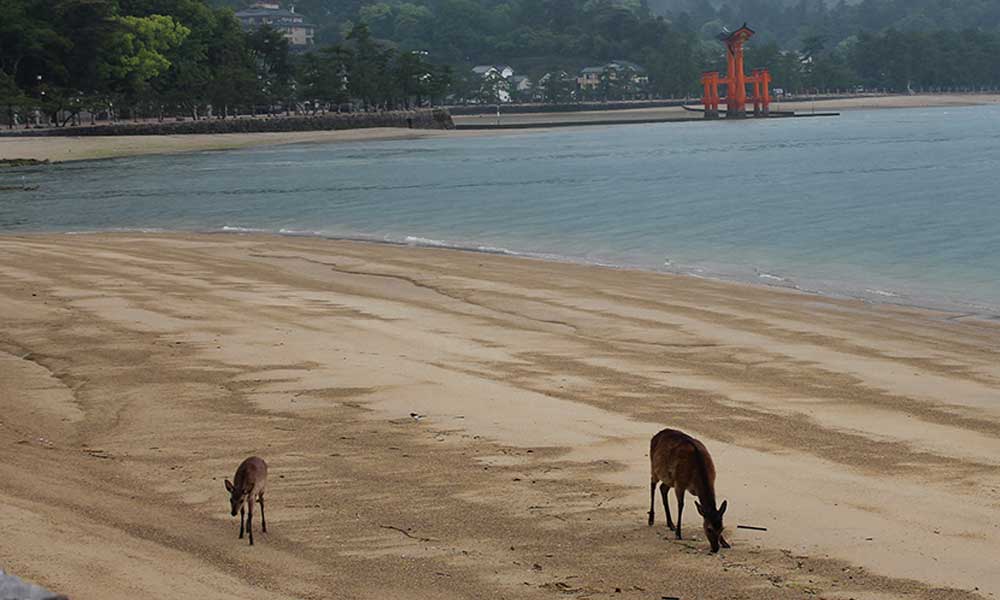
1, 233, 997, 600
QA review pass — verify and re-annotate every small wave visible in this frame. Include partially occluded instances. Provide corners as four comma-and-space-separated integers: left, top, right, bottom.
401, 235, 517, 256
63, 227, 167, 235
476, 245, 518, 255
747, 269, 806, 292
278, 228, 322, 237
757, 272, 787, 282
220, 225, 270, 233
865, 288, 900, 298
403, 235, 450, 248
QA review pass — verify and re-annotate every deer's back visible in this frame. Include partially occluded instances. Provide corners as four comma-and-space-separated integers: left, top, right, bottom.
235, 456, 268, 494
650, 429, 715, 492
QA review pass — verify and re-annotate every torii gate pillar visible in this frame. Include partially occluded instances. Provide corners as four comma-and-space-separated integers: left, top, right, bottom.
701, 24, 771, 119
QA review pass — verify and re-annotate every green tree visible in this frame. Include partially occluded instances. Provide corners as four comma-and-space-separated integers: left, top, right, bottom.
247, 25, 292, 112
0, 70, 30, 128
426, 64, 453, 105
395, 51, 432, 107
0, 0, 67, 91
101, 15, 190, 93
346, 23, 399, 109
300, 44, 353, 109
206, 10, 255, 117
541, 70, 575, 103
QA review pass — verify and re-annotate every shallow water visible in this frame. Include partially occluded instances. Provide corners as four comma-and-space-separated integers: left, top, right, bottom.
2, 105, 999, 315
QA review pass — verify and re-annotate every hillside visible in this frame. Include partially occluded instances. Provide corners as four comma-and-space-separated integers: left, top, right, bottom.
197, 0, 1000, 96
656, 0, 1000, 47
212, 0, 708, 91
216, 0, 1000, 59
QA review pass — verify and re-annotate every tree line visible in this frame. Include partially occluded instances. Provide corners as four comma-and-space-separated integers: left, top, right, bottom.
5, 0, 1000, 129
0, 0, 451, 127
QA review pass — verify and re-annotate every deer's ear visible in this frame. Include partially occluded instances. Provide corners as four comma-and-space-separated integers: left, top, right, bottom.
695, 501, 704, 516
225, 479, 234, 493
719, 500, 727, 515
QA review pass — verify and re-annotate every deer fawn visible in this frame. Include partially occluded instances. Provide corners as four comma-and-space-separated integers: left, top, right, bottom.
225, 456, 268, 545
648, 428, 730, 553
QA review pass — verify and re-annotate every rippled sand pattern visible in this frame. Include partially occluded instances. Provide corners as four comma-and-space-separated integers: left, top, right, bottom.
1, 233, 998, 600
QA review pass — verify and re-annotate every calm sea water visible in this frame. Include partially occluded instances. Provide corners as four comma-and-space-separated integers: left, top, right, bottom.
2, 105, 999, 315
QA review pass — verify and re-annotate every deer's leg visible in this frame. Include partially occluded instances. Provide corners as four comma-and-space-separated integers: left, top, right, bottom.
674, 488, 685, 540
239, 505, 245, 539
648, 480, 656, 526
660, 483, 674, 531
246, 500, 254, 546
720, 534, 731, 549
259, 493, 267, 533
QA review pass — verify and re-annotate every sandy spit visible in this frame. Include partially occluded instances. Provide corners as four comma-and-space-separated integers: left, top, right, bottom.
453, 92, 1000, 126
0, 127, 463, 164
0, 232, 997, 600
3, 94, 998, 163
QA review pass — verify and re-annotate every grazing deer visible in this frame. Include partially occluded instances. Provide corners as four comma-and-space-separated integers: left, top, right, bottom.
224, 456, 268, 545
647, 428, 730, 553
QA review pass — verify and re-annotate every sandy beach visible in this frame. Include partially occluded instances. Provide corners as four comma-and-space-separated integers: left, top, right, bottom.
0, 128, 457, 163
1, 232, 997, 600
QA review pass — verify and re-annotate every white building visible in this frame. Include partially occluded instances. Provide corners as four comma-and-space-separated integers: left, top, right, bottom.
472, 64, 514, 79
235, 2, 316, 48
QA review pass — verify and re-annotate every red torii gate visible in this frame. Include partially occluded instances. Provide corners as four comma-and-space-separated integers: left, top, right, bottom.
702, 24, 772, 119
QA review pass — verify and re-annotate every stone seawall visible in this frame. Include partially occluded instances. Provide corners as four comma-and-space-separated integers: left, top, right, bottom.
1, 109, 453, 137
447, 101, 690, 116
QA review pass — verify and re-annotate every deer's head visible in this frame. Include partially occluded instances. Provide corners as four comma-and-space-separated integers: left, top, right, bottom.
224, 479, 247, 517
695, 499, 728, 553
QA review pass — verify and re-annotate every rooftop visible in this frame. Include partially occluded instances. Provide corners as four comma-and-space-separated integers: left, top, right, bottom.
580, 60, 646, 74
472, 64, 513, 75
235, 3, 315, 26
719, 23, 755, 42
235, 10, 315, 31
236, 7, 298, 18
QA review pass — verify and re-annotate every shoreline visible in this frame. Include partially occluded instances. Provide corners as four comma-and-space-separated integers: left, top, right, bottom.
0, 127, 465, 164
2, 231, 998, 600
453, 92, 1000, 127
3, 93, 998, 163
18, 226, 1000, 326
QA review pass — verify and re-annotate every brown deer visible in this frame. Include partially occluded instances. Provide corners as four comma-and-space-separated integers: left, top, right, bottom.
224, 456, 268, 545
648, 428, 730, 553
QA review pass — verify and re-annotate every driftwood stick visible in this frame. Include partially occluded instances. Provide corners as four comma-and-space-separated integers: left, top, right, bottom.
736, 524, 768, 532
379, 524, 437, 542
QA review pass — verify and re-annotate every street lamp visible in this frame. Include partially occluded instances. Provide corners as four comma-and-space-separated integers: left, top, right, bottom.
35, 74, 44, 127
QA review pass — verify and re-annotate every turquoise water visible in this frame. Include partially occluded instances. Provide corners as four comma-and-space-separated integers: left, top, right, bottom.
2, 105, 999, 315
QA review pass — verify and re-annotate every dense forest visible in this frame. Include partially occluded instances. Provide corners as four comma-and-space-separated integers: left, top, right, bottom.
1, 0, 453, 125
3, 0, 1000, 127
